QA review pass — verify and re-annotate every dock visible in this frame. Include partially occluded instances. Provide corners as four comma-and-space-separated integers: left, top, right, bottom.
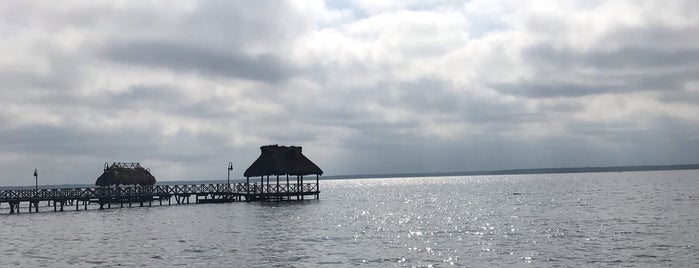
0, 182, 319, 214
2, 144, 325, 214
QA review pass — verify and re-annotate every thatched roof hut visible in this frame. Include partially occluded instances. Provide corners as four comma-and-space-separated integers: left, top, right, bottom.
244, 145, 323, 177
95, 162, 156, 186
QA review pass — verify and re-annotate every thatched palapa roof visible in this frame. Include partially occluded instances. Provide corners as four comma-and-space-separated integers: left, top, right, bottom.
95, 162, 156, 186
244, 145, 323, 177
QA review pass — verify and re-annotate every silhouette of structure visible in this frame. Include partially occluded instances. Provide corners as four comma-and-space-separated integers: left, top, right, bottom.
244, 145, 322, 200
0, 147, 323, 214
95, 162, 156, 186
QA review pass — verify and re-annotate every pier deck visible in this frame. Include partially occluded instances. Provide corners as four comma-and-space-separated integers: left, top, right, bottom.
0, 182, 319, 214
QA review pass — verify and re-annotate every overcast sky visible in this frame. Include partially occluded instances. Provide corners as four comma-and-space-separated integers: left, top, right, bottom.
1, 0, 698, 185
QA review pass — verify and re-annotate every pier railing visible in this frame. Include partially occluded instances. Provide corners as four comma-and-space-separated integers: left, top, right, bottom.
246, 183, 317, 194
0, 183, 319, 203
1, 182, 320, 214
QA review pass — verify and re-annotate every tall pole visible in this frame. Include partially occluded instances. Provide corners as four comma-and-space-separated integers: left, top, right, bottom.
33, 168, 38, 193
227, 162, 233, 193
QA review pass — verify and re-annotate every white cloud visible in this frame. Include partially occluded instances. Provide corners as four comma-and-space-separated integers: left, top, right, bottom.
0, 0, 697, 186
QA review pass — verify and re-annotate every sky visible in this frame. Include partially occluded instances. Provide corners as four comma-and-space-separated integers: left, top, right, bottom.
1, 0, 698, 186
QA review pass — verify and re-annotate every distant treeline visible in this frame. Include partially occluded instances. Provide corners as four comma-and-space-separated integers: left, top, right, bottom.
324, 164, 699, 180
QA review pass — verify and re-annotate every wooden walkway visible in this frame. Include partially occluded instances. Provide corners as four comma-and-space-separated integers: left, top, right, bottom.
0, 183, 319, 214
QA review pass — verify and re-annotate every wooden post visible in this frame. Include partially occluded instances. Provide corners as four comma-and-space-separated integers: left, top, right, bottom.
301, 175, 304, 200
276, 175, 280, 194
246, 177, 250, 193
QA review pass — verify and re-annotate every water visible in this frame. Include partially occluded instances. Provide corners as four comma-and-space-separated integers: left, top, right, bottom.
1, 170, 698, 267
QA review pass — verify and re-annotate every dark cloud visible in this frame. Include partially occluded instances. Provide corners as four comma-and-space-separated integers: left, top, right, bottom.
103, 41, 295, 82
493, 81, 615, 98
658, 89, 699, 104
495, 42, 699, 98
586, 48, 699, 69
526, 44, 699, 71
0, 124, 158, 157
492, 71, 697, 99
112, 84, 183, 103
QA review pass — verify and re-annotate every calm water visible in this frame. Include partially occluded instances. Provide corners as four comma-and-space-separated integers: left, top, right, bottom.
1, 170, 698, 267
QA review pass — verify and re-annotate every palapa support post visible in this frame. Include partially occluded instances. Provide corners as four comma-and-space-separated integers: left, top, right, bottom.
301, 175, 304, 200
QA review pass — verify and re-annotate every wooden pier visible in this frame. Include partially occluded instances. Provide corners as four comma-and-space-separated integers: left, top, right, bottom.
0, 182, 319, 214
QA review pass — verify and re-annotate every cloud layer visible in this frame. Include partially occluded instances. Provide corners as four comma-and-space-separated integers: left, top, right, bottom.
1, 0, 698, 185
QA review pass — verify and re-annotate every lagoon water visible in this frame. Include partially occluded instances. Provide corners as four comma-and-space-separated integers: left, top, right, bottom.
1, 170, 698, 267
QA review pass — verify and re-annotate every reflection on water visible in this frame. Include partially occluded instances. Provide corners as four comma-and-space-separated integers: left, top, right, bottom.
1, 170, 698, 267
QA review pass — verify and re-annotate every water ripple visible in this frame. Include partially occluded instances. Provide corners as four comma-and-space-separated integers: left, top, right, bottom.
1, 170, 698, 267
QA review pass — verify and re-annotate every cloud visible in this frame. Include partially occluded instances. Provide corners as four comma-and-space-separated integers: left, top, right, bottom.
0, 0, 698, 186
103, 41, 296, 82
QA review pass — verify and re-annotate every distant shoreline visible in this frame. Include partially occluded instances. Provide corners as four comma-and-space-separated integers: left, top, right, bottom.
3, 164, 698, 189
322, 164, 699, 180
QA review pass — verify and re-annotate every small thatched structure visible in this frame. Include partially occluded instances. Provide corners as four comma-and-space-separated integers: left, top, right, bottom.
95, 162, 156, 187
244, 145, 323, 177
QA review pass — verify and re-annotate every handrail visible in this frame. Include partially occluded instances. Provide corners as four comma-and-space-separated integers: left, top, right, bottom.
0, 182, 319, 202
